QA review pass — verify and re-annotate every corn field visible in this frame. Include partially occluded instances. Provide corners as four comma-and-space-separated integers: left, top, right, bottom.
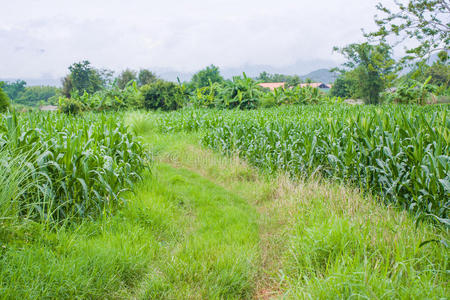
0, 111, 149, 222
154, 105, 449, 219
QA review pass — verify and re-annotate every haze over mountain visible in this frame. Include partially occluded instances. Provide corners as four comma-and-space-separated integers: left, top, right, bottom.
1, 59, 338, 86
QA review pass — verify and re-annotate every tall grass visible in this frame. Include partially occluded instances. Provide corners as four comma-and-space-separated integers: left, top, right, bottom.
0, 149, 31, 221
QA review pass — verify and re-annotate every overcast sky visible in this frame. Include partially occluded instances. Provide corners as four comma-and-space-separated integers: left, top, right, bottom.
0, 0, 385, 79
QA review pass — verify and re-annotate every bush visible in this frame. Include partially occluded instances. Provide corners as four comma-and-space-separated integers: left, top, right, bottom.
218, 74, 262, 109
13, 86, 59, 106
383, 77, 437, 105
59, 97, 83, 114
141, 80, 185, 111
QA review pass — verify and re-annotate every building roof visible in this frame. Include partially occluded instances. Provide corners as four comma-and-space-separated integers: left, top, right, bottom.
258, 82, 286, 91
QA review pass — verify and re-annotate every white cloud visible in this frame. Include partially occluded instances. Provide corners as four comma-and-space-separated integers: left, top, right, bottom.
0, 0, 386, 78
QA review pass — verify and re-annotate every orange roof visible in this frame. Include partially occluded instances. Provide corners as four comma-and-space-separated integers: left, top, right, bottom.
258, 82, 286, 91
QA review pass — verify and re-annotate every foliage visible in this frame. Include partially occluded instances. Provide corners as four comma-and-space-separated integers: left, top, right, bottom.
58, 97, 83, 114
261, 86, 328, 107
141, 80, 185, 111
409, 56, 450, 87
0, 111, 149, 221
138, 69, 158, 86
59, 81, 143, 112
217, 74, 263, 109
155, 105, 450, 220
13, 86, 59, 106
330, 76, 355, 98
366, 0, 450, 62
67, 60, 107, 95
2, 80, 26, 100
1, 80, 59, 107
115, 69, 158, 89
383, 76, 437, 104
116, 69, 137, 89
256, 72, 302, 86
61, 74, 73, 98
0, 84, 11, 113
189, 81, 222, 108
190, 64, 224, 89
334, 42, 396, 104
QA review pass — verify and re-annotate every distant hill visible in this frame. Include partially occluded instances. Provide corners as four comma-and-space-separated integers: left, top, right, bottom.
299, 68, 337, 84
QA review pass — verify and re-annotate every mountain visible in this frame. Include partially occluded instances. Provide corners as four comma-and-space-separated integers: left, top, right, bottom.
299, 68, 338, 83
154, 59, 338, 82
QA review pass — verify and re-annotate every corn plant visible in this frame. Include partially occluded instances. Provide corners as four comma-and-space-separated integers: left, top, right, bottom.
154, 104, 449, 220
0, 111, 149, 222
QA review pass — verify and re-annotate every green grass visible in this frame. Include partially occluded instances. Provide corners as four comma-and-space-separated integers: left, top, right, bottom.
0, 110, 448, 299
139, 128, 448, 299
0, 136, 260, 299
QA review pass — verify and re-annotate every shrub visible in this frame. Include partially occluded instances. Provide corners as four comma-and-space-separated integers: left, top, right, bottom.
59, 97, 83, 114
218, 74, 262, 109
141, 80, 185, 111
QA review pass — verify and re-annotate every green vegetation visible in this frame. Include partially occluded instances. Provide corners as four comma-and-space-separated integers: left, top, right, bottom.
15, 86, 59, 106
141, 80, 185, 111
0, 111, 148, 221
0, 84, 11, 113
1, 80, 26, 100
61, 60, 114, 97
190, 64, 224, 89
333, 43, 396, 104
2, 80, 59, 107
1, 1, 449, 298
0, 108, 448, 298
153, 105, 449, 220
257, 72, 302, 86
366, 0, 449, 62
116, 69, 158, 89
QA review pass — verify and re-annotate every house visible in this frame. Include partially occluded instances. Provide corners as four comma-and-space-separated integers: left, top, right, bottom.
299, 82, 331, 89
258, 82, 286, 91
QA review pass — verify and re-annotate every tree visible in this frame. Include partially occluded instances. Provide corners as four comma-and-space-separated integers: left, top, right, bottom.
256, 72, 302, 86
191, 65, 224, 89
366, 0, 449, 63
334, 42, 396, 104
61, 75, 73, 98
410, 52, 450, 86
286, 75, 302, 87
0, 83, 11, 113
14, 86, 59, 106
116, 69, 137, 89
67, 60, 104, 95
2, 80, 26, 100
330, 76, 355, 98
256, 71, 272, 82
138, 69, 158, 86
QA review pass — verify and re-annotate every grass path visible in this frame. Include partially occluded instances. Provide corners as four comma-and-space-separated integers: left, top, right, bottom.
141, 130, 449, 299
132, 163, 260, 298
